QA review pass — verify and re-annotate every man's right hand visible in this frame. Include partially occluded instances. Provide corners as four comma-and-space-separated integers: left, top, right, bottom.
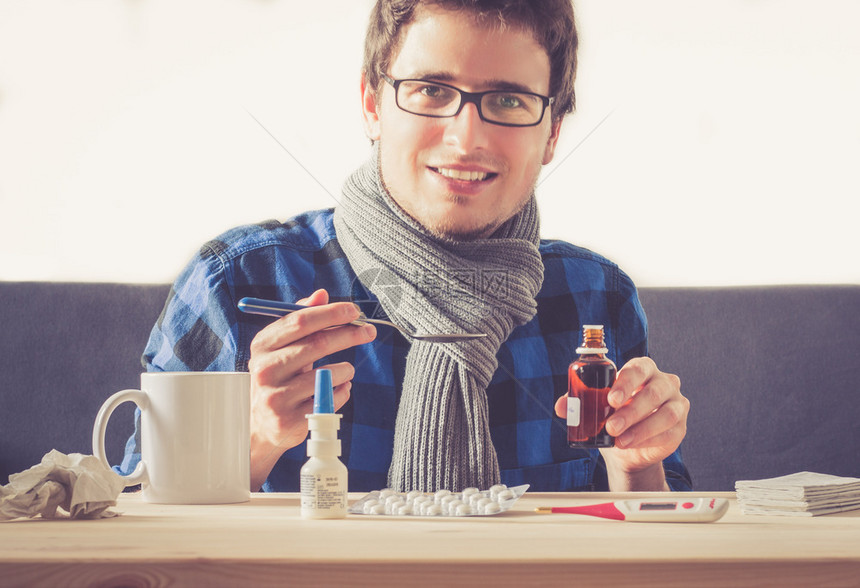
246, 289, 376, 490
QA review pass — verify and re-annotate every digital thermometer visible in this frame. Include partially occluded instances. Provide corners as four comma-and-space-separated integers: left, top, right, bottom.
535, 497, 729, 522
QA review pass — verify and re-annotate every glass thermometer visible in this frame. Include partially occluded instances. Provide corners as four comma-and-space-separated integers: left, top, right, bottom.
535, 497, 729, 522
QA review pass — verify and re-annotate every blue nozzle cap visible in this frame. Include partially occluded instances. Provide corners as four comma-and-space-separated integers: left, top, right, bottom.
313, 369, 334, 414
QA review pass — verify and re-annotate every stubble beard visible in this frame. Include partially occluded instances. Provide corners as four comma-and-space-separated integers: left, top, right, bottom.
376, 143, 540, 241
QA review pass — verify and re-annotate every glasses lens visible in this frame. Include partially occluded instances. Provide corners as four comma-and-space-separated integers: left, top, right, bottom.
394, 80, 547, 126
396, 81, 461, 116
481, 92, 545, 125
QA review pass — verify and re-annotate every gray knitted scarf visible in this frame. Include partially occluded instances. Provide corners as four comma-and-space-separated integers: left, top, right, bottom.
333, 148, 544, 492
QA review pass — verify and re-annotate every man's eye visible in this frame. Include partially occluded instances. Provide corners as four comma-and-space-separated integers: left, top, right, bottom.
418, 84, 450, 99
496, 94, 524, 109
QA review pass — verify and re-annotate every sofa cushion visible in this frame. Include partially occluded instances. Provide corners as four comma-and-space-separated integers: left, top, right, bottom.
0, 282, 169, 483
1, 281, 857, 490
640, 285, 860, 490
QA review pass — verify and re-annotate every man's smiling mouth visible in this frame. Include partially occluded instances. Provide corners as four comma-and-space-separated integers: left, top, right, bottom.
432, 167, 496, 182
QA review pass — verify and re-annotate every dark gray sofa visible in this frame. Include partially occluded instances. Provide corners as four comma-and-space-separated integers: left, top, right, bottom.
1, 281, 858, 490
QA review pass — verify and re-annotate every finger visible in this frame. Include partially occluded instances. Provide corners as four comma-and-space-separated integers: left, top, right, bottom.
606, 374, 676, 437
259, 367, 323, 415
297, 289, 329, 307
288, 323, 376, 372
250, 381, 314, 450
252, 301, 364, 352
318, 361, 357, 390
616, 417, 688, 453
332, 380, 352, 412
554, 395, 567, 419
260, 362, 355, 420
252, 323, 375, 384
257, 380, 353, 454
612, 395, 689, 449
608, 357, 660, 407
609, 365, 682, 434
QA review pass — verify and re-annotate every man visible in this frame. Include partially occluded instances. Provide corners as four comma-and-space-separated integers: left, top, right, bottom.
123, 0, 691, 493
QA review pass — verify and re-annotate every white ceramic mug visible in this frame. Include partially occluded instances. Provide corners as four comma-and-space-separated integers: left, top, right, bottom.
93, 372, 251, 504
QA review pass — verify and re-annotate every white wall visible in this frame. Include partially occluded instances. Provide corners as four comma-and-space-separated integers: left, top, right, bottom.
1, 0, 858, 287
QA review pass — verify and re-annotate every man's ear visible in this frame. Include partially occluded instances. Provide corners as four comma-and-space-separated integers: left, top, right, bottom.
542, 118, 564, 165
361, 72, 381, 141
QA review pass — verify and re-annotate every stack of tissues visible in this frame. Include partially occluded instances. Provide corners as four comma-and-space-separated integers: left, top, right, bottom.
735, 471, 860, 516
0, 450, 126, 521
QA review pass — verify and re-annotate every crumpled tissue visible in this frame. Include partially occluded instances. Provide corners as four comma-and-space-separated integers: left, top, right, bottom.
0, 450, 126, 521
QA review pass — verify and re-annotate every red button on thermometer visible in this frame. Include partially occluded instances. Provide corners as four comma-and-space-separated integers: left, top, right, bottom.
535, 497, 729, 522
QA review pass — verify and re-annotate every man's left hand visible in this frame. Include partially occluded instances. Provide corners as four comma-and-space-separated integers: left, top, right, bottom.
554, 357, 689, 491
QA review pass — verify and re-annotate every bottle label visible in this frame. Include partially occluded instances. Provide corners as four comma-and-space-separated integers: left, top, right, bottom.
301, 471, 347, 512
567, 397, 581, 427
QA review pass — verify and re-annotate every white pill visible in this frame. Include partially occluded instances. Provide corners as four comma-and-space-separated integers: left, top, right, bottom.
396, 504, 413, 516
481, 502, 502, 515
488, 484, 507, 499
475, 497, 492, 510
434, 489, 453, 503
461, 487, 480, 499
385, 500, 405, 514
455, 503, 473, 516
425, 504, 442, 516
413, 496, 432, 508
362, 499, 380, 514
496, 489, 516, 502
469, 492, 486, 506
370, 504, 387, 515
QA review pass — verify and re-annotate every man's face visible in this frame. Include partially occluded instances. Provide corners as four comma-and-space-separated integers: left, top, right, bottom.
362, 5, 562, 240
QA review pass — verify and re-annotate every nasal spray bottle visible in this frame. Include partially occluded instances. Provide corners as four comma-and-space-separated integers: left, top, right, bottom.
300, 369, 348, 519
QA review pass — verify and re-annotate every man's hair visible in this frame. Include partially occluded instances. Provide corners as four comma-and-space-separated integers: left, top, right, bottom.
363, 0, 579, 121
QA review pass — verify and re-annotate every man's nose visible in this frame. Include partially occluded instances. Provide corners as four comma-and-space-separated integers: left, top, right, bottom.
443, 101, 490, 152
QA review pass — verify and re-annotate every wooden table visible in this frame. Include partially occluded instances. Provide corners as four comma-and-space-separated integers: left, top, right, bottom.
2, 491, 859, 587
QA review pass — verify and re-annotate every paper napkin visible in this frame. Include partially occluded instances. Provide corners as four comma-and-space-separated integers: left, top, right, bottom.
0, 450, 126, 521
735, 471, 860, 516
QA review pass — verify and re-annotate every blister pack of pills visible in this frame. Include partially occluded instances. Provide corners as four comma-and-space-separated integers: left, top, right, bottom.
349, 484, 529, 517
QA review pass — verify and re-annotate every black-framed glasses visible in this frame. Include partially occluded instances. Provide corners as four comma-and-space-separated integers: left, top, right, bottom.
381, 73, 554, 127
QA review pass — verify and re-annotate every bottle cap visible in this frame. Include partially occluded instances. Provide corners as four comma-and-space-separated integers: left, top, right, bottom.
313, 369, 334, 414
578, 324, 607, 354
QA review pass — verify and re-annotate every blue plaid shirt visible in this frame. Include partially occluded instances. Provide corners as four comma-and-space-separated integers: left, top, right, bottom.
122, 209, 691, 492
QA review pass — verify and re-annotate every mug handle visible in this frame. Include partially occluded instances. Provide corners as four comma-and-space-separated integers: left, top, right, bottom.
92, 389, 149, 487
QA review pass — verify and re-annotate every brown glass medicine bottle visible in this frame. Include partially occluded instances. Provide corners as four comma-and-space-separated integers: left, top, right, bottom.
567, 325, 617, 448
